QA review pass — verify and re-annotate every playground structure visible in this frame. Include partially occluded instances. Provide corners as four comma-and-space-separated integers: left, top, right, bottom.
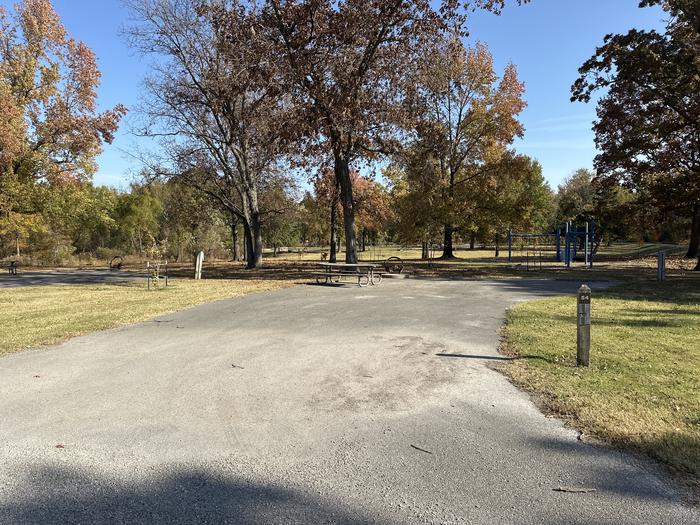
508, 221, 596, 269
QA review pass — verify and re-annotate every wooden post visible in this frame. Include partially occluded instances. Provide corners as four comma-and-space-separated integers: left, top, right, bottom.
657, 251, 666, 281
577, 284, 591, 367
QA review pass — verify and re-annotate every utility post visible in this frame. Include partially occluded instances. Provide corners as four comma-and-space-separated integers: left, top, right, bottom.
577, 285, 591, 367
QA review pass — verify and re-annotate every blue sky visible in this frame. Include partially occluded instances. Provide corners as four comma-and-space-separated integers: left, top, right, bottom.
465, 0, 665, 189
2, 0, 666, 190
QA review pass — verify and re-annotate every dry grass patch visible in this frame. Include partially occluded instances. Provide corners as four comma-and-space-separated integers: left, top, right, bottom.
0, 279, 292, 355
501, 279, 700, 490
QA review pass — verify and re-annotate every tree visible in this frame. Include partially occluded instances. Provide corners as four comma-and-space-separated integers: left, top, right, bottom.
592, 177, 639, 246
258, 177, 301, 257
312, 167, 390, 261
0, 0, 125, 258
386, 156, 445, 259
151, 180, 229, 261
313, 169, 342, 262
354, 175, 392, 252
0, 0, 126, 183
406, 37, 526, 258
388, 146, 551, 257
0, 174, 45, 257
263, 0, 521, 264
471, 153, 553, 253
555, 169, 596, 223
298, 190, 330, 249
114, 185, 163, 256
126, 0, 292, 269
572, 0, 700, 269
39, 182, 118, 259
555, 169, 645, 253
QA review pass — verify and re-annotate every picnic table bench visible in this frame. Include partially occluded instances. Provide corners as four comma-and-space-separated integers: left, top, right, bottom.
5, 261, 18, 276
311, 262, 383, 287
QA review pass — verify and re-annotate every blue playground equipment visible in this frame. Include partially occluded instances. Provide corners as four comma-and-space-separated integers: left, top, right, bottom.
508, 221, 595, 269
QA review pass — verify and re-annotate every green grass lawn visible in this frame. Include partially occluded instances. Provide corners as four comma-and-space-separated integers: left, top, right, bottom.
501, 279, 700, 487
0, 279, 292, 355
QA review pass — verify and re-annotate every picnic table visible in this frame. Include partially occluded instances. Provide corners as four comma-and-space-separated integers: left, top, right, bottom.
6, 261, 18, 276
312, 262, 382, 287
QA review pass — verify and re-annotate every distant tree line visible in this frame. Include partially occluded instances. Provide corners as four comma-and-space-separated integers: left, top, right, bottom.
1, 0, 697, 269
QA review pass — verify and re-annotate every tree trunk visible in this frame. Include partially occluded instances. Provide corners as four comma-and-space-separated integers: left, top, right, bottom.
495, 233, 501, 258
248, 213, 263, 269
334, 153, 358, 264
243, 222, 252, 265
230, 214, 241, 261
16, 235, 20, 258
329, 202, 338, 263
421, 241, 429, 260
440, 224, 455, 259
686, 203, 700, 259
361, 229, 367, 252
469, 232, 476, 250
238, 180, 264, 269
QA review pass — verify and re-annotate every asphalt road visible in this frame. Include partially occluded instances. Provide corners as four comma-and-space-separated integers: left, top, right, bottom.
0, 269, 142, 288
0, 278, 696, 524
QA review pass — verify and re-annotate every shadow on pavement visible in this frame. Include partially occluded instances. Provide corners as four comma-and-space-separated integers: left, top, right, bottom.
0, 465, 385, 525
435, 353, 516, 361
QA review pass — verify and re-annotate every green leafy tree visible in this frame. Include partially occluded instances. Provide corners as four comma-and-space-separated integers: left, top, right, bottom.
407, 37, 526, 258
472, 153, 554, 253
386, 151, 447, 258
572, 0, 700, 269
555, 169, 596, 224
114, 186, 163, 257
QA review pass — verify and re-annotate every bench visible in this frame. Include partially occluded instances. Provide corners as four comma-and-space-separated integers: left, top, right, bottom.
310, 271, 371, 287
6, 261, 18, 276
311, 262, 382, 287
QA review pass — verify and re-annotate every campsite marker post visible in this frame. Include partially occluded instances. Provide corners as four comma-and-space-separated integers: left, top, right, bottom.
577, 285, 591, 367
